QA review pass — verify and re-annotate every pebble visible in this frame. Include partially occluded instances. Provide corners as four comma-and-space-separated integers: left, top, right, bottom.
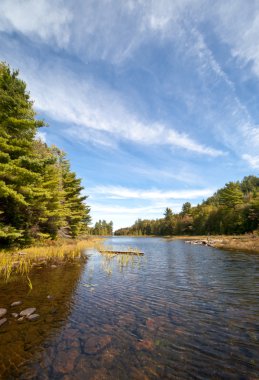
27, 314, 40, 321
0, 318, 7, 327
11, 313, 19, 318
18, 317, 24, 321
51, 265, 57, 269
0, 308, 7, 318
20, 307, 36, 317
11, 301, 22, 307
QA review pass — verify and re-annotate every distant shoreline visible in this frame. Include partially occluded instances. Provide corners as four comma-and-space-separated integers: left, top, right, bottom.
113, 234, 259, 253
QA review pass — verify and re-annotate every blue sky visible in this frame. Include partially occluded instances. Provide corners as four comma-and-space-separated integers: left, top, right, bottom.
0, 0, 258, 230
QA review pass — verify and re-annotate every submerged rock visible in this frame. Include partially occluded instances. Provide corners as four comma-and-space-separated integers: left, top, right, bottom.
84, 335, 112, 354
0, 308, 7, 318
0, 318, 7, 327
27, 313, 40, 321
11, 301, 22, 307
11, 313, 19, 318
136, 339, 154, 351
51, 264, 57, 269
20, 307, 36, 317
53, 348, 79, 374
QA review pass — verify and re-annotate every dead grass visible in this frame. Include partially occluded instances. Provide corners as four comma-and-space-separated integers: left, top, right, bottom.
211, 235, 259, 253
0, 237, 103, 281
168, 234, 259, 253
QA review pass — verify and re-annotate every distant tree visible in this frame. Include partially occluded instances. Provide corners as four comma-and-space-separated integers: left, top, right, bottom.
181, 202, 192, 215
219, 182, 244, 209
114, 176, 258, 237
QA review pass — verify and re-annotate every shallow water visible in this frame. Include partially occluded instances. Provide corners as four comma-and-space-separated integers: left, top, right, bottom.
0, 237, 259, 379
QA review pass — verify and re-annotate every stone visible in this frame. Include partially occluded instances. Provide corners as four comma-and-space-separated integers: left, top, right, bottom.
51, 265, 57, 269
0, 318, 7, 327
11, 313, 19, 318
101, 347, 119, 365
18, 317, 24, 321
136, 339, 154, 351
65, 328, 80, 340
27, 313, 40, 321
20, 307, 36, 317
0, 308, 7, 318
11, 301, 22, 307
53, 348, 79, 374
130, 367, 150, 380
84, 335, 112, 354
118, 312, 135, 327
146, 318, 156, 331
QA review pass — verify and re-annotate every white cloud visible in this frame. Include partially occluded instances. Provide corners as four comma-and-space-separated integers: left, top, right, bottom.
1, 0, 257, 160
35, 131, 47, 143
89, 203, 180, 215
0, 0, 71, 47
212, 1, 259, 77
133, 166, 204, 185
89, 200, 184, 230
241, 122, 259, 148
242, 154, 259, 169
22, 66, 223, 157
89, 185, 214, 200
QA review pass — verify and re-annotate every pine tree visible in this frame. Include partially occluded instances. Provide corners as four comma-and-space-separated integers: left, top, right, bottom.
0, 63, 45, 245
0, 62, 91, 246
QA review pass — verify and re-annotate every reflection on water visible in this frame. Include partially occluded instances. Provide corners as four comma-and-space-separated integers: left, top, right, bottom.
0, 261, 85, 379
0, 237, 259, 379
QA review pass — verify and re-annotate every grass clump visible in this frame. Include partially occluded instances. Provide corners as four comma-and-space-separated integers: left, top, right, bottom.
0, 237, 102, 282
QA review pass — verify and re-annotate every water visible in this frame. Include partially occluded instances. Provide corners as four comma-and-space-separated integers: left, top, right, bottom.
0, 237, 258, 379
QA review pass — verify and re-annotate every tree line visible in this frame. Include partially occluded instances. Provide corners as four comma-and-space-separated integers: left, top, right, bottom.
89, 220, 113, 235
114, 176, 259, 236
0, 63, 91, 247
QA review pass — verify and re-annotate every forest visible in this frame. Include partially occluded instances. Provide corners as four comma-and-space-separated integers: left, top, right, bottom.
1, 62, 258, 247
114, 176, 259, 236
90, 220, 113, 235
0, 63, 91, 247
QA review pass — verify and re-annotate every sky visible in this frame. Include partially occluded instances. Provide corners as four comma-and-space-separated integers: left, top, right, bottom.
0, 0, 259, 230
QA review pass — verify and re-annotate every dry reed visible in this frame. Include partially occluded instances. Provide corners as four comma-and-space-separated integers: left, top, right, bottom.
0, 237, 103, 282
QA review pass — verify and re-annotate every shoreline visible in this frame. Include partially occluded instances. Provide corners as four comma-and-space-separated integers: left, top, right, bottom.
114, 234, 259, 253
0, 237, 103, 282
166, 234, 259, 253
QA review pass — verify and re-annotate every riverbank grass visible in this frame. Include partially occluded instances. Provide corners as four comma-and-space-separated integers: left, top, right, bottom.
169, 234, 259, 253
0, 238, 102, 282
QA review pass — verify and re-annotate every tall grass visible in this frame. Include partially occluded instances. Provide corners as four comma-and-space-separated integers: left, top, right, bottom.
0, 238, 102, 282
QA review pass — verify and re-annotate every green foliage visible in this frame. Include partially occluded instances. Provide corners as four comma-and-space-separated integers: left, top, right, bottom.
115, 176, 259, 236
0, 62, 91, 247
90, 220, 113, 235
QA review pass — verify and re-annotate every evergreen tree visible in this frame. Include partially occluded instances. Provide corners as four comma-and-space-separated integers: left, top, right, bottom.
0, 62, 91, 246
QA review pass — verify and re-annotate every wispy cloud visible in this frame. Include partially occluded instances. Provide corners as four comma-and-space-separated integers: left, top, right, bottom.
89, 203, 181, 215
89, 185, 214, 200
242, 154, 259, 169
212, 1, 259, 78
0, 0, 71, 47
89, 200, 184, 230
19, 64, 223, 157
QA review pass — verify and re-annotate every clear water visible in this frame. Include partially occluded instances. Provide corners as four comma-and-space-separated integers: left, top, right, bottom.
0, 237, 258, 379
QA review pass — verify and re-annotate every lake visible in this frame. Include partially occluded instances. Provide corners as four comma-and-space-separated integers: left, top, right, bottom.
0, 237, 258, 379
